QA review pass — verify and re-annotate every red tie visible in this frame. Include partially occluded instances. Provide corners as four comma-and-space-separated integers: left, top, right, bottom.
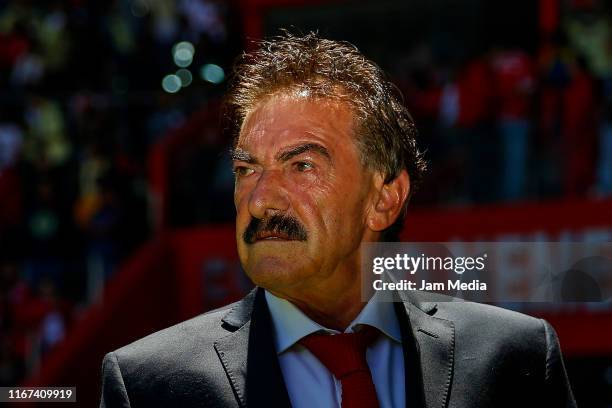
300, 325, 380, 408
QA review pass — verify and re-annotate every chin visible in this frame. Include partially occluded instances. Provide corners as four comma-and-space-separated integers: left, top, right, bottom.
244, 255, 309, 290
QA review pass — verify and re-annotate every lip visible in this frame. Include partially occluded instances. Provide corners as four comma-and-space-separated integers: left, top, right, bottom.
255, 231, 294, 241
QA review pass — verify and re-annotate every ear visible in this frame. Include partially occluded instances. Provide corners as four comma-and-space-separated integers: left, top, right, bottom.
367, 170, 410, 232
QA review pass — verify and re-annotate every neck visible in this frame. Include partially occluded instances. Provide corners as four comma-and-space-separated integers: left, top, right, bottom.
268, 279, 368, 331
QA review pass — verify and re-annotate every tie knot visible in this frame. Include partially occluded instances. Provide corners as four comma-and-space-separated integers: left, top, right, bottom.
299, 325, 380, 379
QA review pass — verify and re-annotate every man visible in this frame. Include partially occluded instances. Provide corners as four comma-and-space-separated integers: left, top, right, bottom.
100, 32, 576, 407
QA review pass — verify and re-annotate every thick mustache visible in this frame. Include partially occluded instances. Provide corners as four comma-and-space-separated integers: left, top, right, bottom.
243, 215, 308, 244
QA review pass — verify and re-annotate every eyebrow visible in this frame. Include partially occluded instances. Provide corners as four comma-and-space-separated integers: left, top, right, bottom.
230, 147, 256, 163
276, 143, 331, 163
230, 143, 332, 164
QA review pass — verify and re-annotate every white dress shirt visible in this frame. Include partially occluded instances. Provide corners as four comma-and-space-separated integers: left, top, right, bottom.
264, 290, 406, 408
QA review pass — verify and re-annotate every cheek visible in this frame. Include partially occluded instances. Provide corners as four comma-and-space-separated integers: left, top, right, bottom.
293, 173, 364, 233
292, 171, 334, 205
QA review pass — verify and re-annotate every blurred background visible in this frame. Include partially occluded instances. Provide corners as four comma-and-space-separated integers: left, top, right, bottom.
0, 0, 611, 406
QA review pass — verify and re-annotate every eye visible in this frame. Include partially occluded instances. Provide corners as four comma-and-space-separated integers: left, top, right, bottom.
233, 166, 255, 177
294, 161, 314, 172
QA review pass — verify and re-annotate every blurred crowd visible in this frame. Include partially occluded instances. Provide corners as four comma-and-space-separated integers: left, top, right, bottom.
399, 11, 612, 204
0, 0, 237, 386
0, 0, 611, 388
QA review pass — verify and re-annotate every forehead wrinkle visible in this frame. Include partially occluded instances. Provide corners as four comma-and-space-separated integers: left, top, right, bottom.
236, 94, 359, 164
242, 93, 356, 134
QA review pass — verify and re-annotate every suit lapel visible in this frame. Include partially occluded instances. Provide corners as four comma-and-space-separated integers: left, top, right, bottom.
214, 287, 454, 408
396, 294, 455, 408
214, 288, 292, 408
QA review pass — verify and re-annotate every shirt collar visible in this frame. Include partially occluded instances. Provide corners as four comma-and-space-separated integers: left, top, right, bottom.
264, 290, 402, 355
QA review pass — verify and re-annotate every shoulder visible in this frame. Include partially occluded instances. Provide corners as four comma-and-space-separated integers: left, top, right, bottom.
123, 301, 234, 351
406, 295, 575, 405
100, 297, 252, 406
408, 292, 550, 354
107, 299, 240, 379
411, 291, 544, 332
438, 299, 543, 332
418, 294, 552, 364
105, 288, 259, 374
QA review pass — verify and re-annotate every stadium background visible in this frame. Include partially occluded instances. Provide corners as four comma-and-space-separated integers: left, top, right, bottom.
0, 0, 611, 406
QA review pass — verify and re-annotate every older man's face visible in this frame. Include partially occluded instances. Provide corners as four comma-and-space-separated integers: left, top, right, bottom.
233, 94, 377, 297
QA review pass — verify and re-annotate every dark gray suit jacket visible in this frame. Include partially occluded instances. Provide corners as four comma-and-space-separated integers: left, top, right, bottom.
100, 288, 577, 407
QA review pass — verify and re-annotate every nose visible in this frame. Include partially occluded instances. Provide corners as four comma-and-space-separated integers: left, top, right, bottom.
248, 169, 290, 219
